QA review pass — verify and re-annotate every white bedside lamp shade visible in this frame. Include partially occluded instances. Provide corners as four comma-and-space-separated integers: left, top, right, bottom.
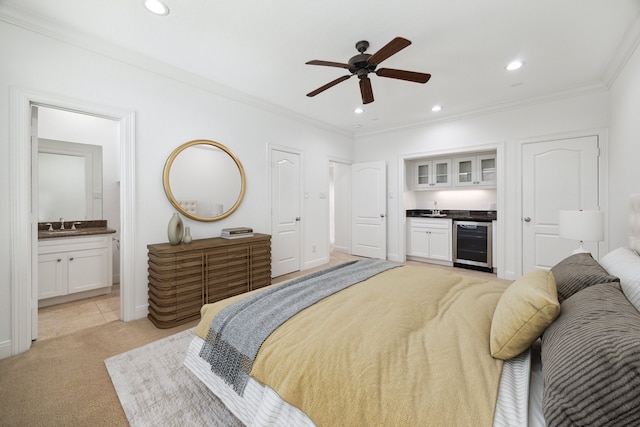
559, 210, 604, 254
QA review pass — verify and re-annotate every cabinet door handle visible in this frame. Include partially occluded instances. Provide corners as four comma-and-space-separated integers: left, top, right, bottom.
380, 214, 385, 218
524, 217, 531, 222
57, 258, 62, 262
295, 217, 301, 221
69, 257, 74, 261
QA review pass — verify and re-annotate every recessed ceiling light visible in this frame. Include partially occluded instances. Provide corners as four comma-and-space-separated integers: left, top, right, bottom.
354, 107, 364, 114
431, 105, 442, 112
144, 0, 170, 15
506, 60, 524, 71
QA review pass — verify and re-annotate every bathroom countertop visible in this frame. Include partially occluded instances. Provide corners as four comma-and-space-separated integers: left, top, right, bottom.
38, 220, 116, 239
38, 227, 117, 239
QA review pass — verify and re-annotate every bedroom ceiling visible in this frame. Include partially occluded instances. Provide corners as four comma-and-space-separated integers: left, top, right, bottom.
2, 0, 640, 136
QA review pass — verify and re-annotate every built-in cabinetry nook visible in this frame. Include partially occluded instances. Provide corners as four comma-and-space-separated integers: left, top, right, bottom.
409, 151, 496, 190
405, 150, 498, 272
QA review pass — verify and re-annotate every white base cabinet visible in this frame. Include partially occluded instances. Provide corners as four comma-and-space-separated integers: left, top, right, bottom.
38, 235, 112, 301
407, 218, 452, 264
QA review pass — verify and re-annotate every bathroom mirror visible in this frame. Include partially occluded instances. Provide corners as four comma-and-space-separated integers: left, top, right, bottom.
163, 139, 246, 222
38, 139, 103, 222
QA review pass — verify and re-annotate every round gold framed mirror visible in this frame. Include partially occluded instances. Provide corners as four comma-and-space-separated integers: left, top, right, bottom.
163, 139, 246, 222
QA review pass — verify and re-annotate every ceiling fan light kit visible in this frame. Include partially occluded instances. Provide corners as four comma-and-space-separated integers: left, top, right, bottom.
306, 37, 431, 104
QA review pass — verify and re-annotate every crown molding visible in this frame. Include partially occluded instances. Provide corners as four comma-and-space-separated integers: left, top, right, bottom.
0, 3, 353, 139
355, 82, 609, 139
602, 9, 640, 88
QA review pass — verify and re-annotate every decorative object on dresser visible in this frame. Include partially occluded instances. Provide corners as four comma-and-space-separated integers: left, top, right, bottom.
147, 234, 271, 328
221, 227, 253, 239
167, 212, 184, 245
182, 226, 193, 244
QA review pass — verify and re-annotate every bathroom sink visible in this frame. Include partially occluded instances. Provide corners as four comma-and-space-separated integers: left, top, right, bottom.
419, 213, 448, 218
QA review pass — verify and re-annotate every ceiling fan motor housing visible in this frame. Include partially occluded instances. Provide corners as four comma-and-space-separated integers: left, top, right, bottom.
349, 53, 376, 78
350, 41, 377, 78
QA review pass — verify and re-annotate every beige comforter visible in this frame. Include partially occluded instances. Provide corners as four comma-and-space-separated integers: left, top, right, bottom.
196, 264, 509, 426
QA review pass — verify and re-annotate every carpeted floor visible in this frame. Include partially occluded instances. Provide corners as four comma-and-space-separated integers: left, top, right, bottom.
0, 318, 197, 427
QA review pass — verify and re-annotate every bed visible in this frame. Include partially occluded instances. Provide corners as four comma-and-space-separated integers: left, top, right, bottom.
184, 195, 640, 426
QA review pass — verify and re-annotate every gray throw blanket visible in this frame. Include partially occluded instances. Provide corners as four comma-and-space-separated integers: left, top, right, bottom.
199, 258, 399, 395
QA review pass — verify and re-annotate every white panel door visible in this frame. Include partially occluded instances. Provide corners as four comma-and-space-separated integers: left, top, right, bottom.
522, 136, 600, 273
351, 161, 386, 259
271, 149, 301, 277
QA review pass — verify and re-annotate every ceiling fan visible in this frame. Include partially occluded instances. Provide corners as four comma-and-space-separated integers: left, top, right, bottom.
305, 37, 431, 105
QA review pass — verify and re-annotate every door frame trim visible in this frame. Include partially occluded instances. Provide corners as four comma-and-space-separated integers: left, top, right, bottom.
8, 86, 136, 357
516, 127, 608, 278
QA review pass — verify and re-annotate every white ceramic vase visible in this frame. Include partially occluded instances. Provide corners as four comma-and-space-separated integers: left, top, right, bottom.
183, 226, 192, 244
167, 213, 184, 245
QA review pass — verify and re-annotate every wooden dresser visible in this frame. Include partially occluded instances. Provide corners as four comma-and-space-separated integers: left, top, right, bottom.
147, 233, 271, 328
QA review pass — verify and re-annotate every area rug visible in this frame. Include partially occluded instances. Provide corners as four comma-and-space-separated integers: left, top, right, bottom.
105, 328, 243, 426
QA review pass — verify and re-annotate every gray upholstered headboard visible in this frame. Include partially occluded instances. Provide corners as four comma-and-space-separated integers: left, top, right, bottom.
631, 194, 640, 253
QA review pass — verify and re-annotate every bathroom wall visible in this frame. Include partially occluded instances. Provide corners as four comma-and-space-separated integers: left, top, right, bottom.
37, 107, 121, 282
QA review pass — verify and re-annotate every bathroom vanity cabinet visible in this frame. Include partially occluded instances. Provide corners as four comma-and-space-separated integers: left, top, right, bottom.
38, 234, 113, 303
147, 233, 272, 328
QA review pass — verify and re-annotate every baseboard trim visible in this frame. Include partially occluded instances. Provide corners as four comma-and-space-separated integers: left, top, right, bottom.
0, 339, 13, 360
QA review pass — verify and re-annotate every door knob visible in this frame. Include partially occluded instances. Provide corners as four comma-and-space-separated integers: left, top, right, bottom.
524, 217, 531, 222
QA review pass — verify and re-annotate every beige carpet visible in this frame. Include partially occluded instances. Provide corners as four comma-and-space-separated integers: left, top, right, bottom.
105, 328, 242, 426
0, 318, 197, 427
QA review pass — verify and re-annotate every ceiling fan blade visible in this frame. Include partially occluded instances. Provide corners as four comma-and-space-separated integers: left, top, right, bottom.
376, 68, 431, 83
367, 37, 412, 66
360, 77, 374, 104
306, 60, 352, 69
306, 75, 351, 97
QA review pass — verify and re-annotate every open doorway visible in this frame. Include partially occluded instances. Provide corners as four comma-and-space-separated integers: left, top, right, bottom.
329, 160, 350, 255
9, 86, 136, 357
34, 106, 121, 339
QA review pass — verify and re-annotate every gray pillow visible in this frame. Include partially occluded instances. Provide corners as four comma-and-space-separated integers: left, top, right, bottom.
541, 282, 640, 426
550, 253, 618, 303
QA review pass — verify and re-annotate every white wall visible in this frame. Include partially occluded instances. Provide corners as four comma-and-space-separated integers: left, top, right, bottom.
354, 90, 612, 278
0, 20, 352, 358
609, 43, 640, 249
411, 189, 497, 211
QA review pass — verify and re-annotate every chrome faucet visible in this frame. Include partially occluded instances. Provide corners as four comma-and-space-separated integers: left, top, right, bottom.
45, 223, 53, 231
60, 217, 65, 230
71, 222, 81, 230
433, 200, 439, 215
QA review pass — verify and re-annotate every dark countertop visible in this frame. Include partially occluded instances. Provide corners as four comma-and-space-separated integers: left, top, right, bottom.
406, 209, 497, 222
38, 220, 116, 239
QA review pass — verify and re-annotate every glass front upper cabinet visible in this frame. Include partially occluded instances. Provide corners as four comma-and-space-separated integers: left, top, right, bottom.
415, 159, 451, 189
454, 153, 496, 187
